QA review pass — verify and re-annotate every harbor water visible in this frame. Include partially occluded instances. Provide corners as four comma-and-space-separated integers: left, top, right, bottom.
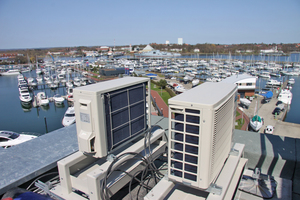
0, 70, 72, 135
0, 55, 300, 136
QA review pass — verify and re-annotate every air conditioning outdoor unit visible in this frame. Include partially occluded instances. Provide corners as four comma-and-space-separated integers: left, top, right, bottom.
73, 77, 150, 158
168, 82, 237, 189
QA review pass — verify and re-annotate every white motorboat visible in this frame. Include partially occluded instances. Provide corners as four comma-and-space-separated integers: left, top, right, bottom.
73, 80, 81, 87
49, 83, 58, 89
53, 94, 65, 104
278, 89, 292, 104
249, 115, 263, 132
36, 76, 43, 83
62, 107, 76, 127
36, 68, 42, 75
36, 92, 49, 106
174, 85, 186, 93
44, 75, 50, 81
239, 98, 251, 108
66, 81, 73, 88
58, 73, 65, 80
0, 69, 20, 76
28, 79, 38, 87
259, 72, 271, 79
266, 79, 282, 87
27, 77, 35, 84
288, 78, 295, 85
74, 77, 81, 82
17, 74, 25, 81
0, 130, 37, 148
192, 79, 200, 87
19, 88, 32, 103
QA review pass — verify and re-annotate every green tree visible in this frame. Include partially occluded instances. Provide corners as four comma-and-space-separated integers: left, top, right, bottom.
157, 79, 167, 89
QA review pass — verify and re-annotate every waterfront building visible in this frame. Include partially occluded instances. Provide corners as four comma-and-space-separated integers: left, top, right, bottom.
222, 74, 256, 97
178, 38, 183, 45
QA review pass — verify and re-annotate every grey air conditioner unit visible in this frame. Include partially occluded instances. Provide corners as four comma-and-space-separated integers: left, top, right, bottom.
168, 82, 237, 189
73, 77, 150, 158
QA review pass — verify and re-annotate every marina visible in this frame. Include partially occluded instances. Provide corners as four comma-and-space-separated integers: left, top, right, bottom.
1, 53, 300, 136
0, 67, 95, 135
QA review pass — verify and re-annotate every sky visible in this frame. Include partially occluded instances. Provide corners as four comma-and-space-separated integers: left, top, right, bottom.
0, 0, 299, 49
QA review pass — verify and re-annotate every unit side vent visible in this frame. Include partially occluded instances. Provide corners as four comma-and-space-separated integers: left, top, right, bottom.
210, 95, 234, 179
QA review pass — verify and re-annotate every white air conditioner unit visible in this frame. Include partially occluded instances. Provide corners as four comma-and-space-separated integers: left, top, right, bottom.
168, 82, 237, 189
73, 77, 150, 158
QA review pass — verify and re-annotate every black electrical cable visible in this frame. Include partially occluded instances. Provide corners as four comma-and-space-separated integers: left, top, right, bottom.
100, 125, 167, 200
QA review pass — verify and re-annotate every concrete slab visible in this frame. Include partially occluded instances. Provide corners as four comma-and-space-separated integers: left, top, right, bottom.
242, 95, 300, 138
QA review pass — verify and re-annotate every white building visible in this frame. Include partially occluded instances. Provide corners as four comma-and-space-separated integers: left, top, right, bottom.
178, 38, 183, 45
221, 74, 256, 97
166, 40, 170, 45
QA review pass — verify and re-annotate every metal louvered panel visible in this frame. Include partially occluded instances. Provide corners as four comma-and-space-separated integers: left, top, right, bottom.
169, 107, 201, 183
211, 95, 234, 179
168, 82, 237, 190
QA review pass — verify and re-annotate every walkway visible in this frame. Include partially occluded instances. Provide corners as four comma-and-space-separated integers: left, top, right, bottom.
236, 107, 250, 131
151, 90, 169, 118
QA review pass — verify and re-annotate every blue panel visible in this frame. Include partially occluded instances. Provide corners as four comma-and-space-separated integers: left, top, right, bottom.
112, 108, 129, 128
185, 144, 198, 155
185, 164, 197, 173
184, 173, 197, 181
105, 83, 147, 151
186, 124, 199, 135
110, 91, 128, 111
186, 115, 200, 124
112, 124, 130, 145
186, 135, 199, 145
185, 154, 198, 164
130, 102, 144, 120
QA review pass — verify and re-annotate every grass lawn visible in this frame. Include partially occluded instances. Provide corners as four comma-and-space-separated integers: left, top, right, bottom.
151, 82, 172, 105
235, 118, 245, 130
236, 110, 240, 117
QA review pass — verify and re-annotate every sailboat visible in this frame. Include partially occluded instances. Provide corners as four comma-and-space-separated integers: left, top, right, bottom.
249, 115, 263, 132
249, 101, 264, 131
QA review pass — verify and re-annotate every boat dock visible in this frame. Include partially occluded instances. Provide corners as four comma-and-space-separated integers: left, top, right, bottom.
242, 94, 300, 138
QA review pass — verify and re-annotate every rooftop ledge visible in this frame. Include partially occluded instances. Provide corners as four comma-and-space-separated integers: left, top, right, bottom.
0, 115, 300, 197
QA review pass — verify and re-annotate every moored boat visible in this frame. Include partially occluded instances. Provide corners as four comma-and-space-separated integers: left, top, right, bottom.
278, 89, 292, 105
0, 69, 20, 76
266, 79, 282, 87
288, 78, 295, 85
62, 107, 76, 127
53, 94, 65, 104
0, 130, 37, 148
239, 98, 251, 108
36, 92, 49, 106
249, 115, 264, 132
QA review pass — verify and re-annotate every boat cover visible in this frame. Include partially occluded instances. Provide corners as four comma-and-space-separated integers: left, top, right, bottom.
261, 91, 273, 99
252, 115, 261, 122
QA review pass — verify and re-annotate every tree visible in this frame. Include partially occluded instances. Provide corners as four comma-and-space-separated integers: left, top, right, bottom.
157, 79, 167, 89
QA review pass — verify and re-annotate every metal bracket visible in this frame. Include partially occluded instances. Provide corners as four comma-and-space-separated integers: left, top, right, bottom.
106, 154, 116, 162
205, 183, 222, 195
35, 180, 64, 200
229, 146, 239, 156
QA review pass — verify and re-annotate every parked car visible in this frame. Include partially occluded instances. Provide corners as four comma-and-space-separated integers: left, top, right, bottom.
276, 101, 283, 106
272, 107, 281, 115
265, 125, 274, 134
261, 98, 271, 104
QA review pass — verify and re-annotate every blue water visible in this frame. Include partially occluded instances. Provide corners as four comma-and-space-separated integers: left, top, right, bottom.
1, 54, 300, 135
0, 71, 72, 135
